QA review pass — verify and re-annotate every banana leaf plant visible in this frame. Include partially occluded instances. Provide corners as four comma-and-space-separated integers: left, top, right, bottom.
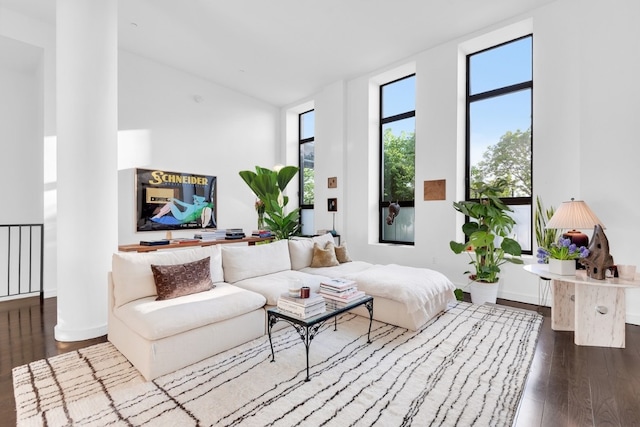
239, 166, 300, 240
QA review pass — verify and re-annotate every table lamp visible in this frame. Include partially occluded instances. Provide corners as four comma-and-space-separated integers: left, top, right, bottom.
545, 198, 604, 247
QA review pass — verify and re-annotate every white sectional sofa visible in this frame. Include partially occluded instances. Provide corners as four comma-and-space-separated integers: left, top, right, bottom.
108, 233, 455, 380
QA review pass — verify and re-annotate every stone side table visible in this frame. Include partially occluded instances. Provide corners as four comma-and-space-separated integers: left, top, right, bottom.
525, 264, 640, 348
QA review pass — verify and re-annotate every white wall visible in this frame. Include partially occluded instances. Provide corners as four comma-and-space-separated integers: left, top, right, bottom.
3, 0, 640, 325
314, 81, 347, 235
0, 60, 42, 224
298, 0, 640, 324
117, 51, 280, 245
1, 7, 280, 297
0, 7, 54, 296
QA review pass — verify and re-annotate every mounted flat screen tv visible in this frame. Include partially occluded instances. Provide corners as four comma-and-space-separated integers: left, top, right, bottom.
136, 168, 217, 232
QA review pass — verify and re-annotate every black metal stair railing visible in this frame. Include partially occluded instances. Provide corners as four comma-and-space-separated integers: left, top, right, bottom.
0, 224, 44, 301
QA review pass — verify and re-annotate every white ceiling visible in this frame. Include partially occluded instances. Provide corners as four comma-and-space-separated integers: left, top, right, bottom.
0, 0, 556, 106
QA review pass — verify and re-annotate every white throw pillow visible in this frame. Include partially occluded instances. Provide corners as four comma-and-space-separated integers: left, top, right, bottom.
111, 245, 223, 307
221, 239, 291, 283
288, 233, 335, 270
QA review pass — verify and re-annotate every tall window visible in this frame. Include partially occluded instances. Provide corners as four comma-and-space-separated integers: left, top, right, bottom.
466, 35, 533, 252
380, 75, 415, 244
299, 110, 315, 235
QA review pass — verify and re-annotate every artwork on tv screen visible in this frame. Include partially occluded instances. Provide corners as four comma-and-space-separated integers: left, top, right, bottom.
136, 168, 217, 232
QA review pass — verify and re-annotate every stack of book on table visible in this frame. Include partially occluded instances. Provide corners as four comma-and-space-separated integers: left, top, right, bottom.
277, 293, 326, 318
319, 278, 365, 308
225, 228, 246, 240
252, 229, 273, 238
194, 229, 226, 241
139, 239, 170, 246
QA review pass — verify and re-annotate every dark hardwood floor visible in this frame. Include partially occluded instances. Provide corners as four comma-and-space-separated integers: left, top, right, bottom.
1, 296, 639, 426
0, 297, 107, 426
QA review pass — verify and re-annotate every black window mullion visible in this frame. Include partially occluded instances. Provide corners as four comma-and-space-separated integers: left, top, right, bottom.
465, 35, 533, 254
379, 74, 416, 245
299, 110, 314, 214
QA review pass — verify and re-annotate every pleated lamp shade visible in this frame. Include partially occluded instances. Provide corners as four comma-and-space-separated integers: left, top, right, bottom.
545, 198, 604, 246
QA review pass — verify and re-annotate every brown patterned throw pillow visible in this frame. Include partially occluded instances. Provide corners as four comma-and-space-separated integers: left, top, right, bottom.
334, 242, 352, 263
151, 256, 214, 301
310, 241, 340, 268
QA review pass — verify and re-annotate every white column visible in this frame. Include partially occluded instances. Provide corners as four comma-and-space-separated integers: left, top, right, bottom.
55, 0, 117, 341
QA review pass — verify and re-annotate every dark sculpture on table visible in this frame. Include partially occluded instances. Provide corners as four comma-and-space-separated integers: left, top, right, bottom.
579, 224, 614, 280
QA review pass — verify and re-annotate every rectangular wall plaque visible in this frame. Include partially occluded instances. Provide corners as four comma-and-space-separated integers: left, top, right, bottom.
423, 179, 446, 201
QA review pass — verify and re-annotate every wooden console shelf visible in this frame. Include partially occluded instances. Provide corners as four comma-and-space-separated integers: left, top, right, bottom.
118, 236, 273, 253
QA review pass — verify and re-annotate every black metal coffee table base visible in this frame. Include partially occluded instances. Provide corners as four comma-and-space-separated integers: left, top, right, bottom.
267, 296, 374, 381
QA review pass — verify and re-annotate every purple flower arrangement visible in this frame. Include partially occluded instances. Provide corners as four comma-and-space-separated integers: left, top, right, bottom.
537, 237, 590, 263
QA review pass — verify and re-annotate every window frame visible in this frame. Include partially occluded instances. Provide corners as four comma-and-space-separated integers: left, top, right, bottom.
379, 73, 416, 245
465, 34, 533, 254
299, 109, 314, 210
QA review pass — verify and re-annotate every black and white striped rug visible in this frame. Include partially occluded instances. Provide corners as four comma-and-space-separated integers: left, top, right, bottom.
13, 302, 542, 426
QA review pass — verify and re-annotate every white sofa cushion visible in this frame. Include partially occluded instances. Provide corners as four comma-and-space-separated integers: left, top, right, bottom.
288, 233, 335, 270
232, 270, 329, 305
113, 283, 266, 341
112, 245, 224, 308
221, 239, 291, 283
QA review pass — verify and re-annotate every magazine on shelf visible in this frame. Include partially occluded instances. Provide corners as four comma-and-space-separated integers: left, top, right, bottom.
171, 238, 201, 244
194, 230, 226, 240
225, 228, 246, 240
139, 239, 170, 246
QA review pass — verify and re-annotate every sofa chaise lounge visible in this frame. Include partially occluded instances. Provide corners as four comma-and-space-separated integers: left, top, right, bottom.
107, 233, 455, 380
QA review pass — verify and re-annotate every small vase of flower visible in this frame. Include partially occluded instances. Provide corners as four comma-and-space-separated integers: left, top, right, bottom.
537, 237, 590, 276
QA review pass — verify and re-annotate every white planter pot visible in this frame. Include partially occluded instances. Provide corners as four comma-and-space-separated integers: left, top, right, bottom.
470, 280, 500, 305
549, 258, 576, 276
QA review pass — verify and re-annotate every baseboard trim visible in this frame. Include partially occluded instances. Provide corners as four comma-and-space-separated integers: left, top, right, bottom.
54, 323, 107, 342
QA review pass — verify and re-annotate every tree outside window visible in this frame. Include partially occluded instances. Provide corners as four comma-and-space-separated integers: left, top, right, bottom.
299, 110, 315, 235
380, 75, 415, 244
467, 36, 533, 252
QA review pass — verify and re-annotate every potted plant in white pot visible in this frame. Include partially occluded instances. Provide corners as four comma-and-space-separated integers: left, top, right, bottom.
536, 237, 590, 275
450, 181, 523, 304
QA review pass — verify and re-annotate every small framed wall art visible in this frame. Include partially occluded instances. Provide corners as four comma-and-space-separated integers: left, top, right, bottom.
327, 198, 338, 212
328, 177, 337, 188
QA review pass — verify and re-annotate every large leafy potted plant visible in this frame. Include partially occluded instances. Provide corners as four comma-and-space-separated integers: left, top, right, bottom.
450, 181, 523, 304
239, 165, 300, 240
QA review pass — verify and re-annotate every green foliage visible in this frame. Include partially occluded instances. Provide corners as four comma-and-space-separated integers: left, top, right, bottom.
454, 288, 464, 301
534, 195, 557, 254
471, 128, 531, 198
450, 180, 523, 283
303, 167, 314, 205
383, 128, 415, 201
239, 166, 301, 240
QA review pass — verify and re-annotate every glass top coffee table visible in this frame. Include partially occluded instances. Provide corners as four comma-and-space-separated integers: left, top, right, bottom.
267, 295, 374, 381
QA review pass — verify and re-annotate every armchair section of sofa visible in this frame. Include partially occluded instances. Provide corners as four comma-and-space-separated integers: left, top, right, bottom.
108, 245, 266, 381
